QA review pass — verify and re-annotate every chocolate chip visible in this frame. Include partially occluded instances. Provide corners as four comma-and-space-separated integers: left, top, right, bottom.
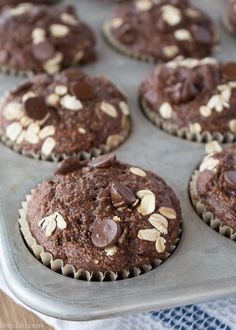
56, 156, 86, 175
168, 78, 199, 104
224, 171, 236, 192
110, 181, 136, 208
12, 81, 32, 95
24, 96, 49, 120
88, 154, 117, 169
222, 62, 236, 81
91, 219, 122, 249
70, 81, 94, 101
32, 41, 55, 62
62, 68, 84, 80
191, 26, 212, 44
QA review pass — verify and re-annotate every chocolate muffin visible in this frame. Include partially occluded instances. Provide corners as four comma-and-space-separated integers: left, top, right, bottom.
0, 0, 57, 10
139, 57, 236, 142
0, 69, 131, 160
19, 154, 182, 280
103, 0, 219, 62
0, 3, 96, 75
190, 143, 236, 240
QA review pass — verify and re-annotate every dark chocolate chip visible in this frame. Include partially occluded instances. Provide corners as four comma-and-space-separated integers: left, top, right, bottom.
32, 41, 55, 62
224, 171, 236, 192
56, 156, 85, 175
62, 68, 84, 80
88, 154, 117, 169
70, 81, 94, 101
222, 62, 236, 81
24, 96, 49, 120
169, 78, 199, 104
91, 219, 121, 249
191, 26, 212, 44
110, 181, 136, 208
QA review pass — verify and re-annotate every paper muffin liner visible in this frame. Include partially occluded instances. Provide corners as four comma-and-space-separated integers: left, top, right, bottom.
18, 190, 182, 281
140, 97, 236, 143
189, 170, 236, 241
103, 21, 221, 63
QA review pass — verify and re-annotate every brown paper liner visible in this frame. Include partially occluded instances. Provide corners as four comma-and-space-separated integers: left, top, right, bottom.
18, 190, 182, 281
103, 21, 220, 63
140, 97, 236, 143
189, 170, 236, 241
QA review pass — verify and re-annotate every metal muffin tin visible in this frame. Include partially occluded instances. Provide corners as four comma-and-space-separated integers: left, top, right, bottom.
0, 0, 236, 321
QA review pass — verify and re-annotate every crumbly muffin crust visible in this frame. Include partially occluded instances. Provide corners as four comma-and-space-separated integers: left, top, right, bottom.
0, 69, 131, 159
193, 144, 236, 232
139, 57, 236, 137
104, 0, 218, 62
25, 154, 182, 273
0, 3, 96, 74
0, 0, 57, 9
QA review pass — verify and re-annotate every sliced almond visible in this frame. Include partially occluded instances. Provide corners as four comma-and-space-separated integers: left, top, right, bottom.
149, 213, 168, 234
6, 122, 22, 141
54, 85, 68, 96
39, 125, 55, 139
27, 123, 40, 134
106, 134, 123, 149
9, 3, 32, 16
24, 131, 39, 144
43, 52, 63, 74
78, 127, 86, 134
199, 105, 211, 117
136, 189, 154, 199
189, 122, 201, 134
207, 95, 222, 110
229, 119, 236, 133
158, 207, 176, 219
130, 167, 146, 177
16, 131, 25, 145
159, 102, 172, 119
32, 28, 46, 44
22, 91, 36, 103
113, 216, 121, 222
105, 246, 118, 256
60, 95, 83, 111
136, 0, 153, 11
174, 29, 192, 41
205, 141, 222, 154
138, 194, 156, 216
50, 24, 70, 38
111, 17, 124, 29
45, 218, 57, 237
47, 93, 60, 107
161, 5, 182, 26
155, 236, 166, 253
185, 8, 200, 18
55, 212, 67, 229
41, 137, 56, 156
61, 13, 78, 26
199, 157, 219, 172
100, 102, 118, 118
20, 116, 33, 128
3, 102, 23, 120
137, 229, 159, 241
119, 101, 130, 116
163, 45, 179, 58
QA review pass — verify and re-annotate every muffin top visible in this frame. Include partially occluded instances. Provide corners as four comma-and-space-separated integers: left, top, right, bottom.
105, 0, 218, 61
140, 57, 236, 136
0, 69, 131, 160
0, 3, 96, 74
196, 144, 236, 232
26, 154, 182, 273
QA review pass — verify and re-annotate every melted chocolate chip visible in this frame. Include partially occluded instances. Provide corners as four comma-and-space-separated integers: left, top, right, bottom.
91, 219, 121, 249
168, 78, 199, 104
56, 156, 85, 175
32, 41, 55, 62
191, 26, 212, 44
24, 96, 49, 120
62, 68, 84, 80
110, 181, 136, 208
11, 81, 32, 95
88, 154, 117, 169
70, 81, 94, 101
222, 62, 236, 81
224, 171, 236, 192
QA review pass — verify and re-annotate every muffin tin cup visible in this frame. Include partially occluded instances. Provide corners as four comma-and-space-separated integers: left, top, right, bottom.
189, 170, 236, 241
18, 190, 182, 282
103, 21, 221, 63
221, 12, 235, 36
140, 97, 236, 144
